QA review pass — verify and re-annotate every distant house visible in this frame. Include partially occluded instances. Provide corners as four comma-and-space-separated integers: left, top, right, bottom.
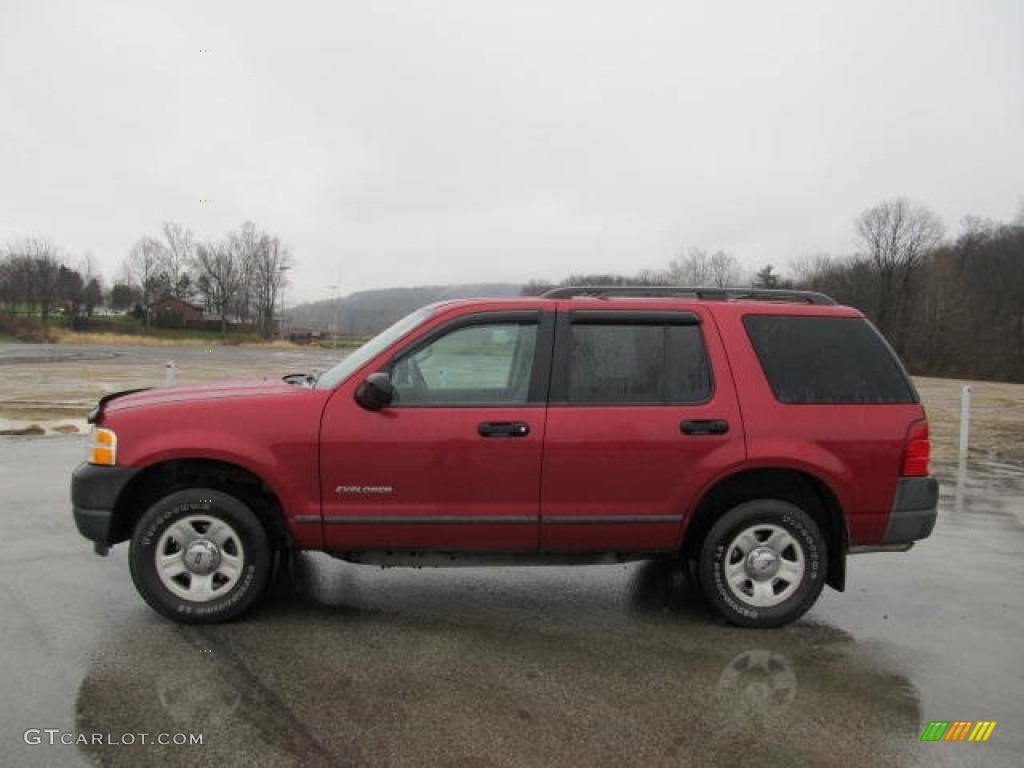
148, 296, 205, 327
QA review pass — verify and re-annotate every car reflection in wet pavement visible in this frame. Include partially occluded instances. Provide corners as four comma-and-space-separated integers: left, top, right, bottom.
74, 555, 922, 768
1, 438, 1021, 767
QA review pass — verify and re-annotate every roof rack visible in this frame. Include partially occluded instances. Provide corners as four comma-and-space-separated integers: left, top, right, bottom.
540, 285, 836, 305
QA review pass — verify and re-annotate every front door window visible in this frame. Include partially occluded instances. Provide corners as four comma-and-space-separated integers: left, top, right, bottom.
391, 322, 538, 406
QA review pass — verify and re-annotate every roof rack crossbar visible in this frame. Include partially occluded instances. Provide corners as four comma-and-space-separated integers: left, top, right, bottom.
540, 286, 836, 305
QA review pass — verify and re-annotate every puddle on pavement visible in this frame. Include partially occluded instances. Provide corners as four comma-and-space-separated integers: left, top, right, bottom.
938, 458, 1024, 528
75, 557, 922, 767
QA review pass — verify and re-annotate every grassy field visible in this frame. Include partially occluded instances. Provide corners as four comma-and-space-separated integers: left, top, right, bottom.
26, 328, 367, 350
1, 314, 368, 348
916, 377, 1024, 464
49, 330, 297, 348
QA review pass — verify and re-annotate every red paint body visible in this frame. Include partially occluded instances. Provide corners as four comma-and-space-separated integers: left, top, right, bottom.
101, 297, 930, 555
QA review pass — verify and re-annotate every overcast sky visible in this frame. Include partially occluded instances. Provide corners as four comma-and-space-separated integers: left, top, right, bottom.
2, 0, 1022, 303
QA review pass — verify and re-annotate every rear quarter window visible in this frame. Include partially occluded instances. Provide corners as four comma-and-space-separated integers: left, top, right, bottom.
743, 315, 917, 404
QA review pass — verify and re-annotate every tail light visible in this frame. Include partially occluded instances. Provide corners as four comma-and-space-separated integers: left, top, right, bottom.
901, 420, 931, 477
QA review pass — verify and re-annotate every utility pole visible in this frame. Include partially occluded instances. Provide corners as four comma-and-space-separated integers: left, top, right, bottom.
278, 265, 291, 340
328, 283, 339, 349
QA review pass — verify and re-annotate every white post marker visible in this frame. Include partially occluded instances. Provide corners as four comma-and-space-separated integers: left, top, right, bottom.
165, 360, 176, 386
958, 384, 971, 460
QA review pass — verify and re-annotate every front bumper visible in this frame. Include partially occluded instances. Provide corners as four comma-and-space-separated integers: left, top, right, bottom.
71, 462, 140, 553
881, 476, 939, 546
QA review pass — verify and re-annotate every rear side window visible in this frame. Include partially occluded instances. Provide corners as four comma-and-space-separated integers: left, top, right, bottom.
566, 323, 711, 404
744, 316, 916, 404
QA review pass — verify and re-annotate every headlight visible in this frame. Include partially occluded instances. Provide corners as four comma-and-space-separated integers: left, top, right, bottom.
88, 427, 117, 466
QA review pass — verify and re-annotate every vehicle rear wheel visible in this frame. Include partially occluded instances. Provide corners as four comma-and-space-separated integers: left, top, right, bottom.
698, 500, 826, 628
129, 488, 272, 623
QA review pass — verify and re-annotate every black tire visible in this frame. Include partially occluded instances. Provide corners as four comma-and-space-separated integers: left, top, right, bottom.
698, 500, 827, 628
129, 488, 272, 624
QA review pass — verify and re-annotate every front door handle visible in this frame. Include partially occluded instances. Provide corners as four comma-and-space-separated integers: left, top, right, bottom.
478, 421, 530, 438
681, 419, 729, 435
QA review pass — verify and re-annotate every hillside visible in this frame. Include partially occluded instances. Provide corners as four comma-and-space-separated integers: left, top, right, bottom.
287, 283, 522, 334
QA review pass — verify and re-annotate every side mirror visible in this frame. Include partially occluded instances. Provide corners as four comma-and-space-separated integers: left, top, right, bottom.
283, 372, 316, 388
355, 372, 395, 411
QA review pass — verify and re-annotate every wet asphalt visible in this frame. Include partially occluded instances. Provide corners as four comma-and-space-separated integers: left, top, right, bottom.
0, 437, 1021, 767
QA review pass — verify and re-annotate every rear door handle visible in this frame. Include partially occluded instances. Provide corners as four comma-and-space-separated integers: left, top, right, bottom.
681, 419, 729, 435
478, 421, 530, 438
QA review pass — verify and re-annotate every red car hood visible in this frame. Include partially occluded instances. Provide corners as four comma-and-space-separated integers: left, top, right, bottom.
100, 379, 300, 414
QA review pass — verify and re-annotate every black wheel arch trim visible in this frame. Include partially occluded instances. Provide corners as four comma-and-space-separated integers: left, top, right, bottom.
71, 462, 142, 544
681, 466, 849, 593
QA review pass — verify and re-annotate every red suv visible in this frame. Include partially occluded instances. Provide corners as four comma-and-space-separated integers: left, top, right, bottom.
72, 287, 938, 627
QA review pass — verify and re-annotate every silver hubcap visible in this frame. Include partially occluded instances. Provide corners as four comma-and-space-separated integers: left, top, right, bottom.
724, 523, 805, 608
156, 515, 245, 602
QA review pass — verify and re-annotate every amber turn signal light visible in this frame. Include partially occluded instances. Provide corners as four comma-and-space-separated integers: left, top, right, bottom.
89, 427, 117, 466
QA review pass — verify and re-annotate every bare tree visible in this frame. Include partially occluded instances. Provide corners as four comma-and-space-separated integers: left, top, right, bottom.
958, 220, 1024, 379
789, 253, 835, 287
82, 277, 103, 315
160, 221, 194, 299
230, 221, 263, 325
560, 273, 651, 287
0, 249, 34, 313
125, 236, 167, 326
251, 234, 293, 339
804, 255, 881, 314
5, 237, 63, 338
193, 239, 244, 334
0, 257, 13, 312
854, 198, 944, 350
665, 248, 742, 287
633, 268, 669, 286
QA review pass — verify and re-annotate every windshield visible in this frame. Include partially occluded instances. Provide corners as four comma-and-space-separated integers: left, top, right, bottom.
314, 305, 438, 389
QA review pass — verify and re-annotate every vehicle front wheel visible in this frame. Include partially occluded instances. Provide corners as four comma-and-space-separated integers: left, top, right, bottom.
129, 488, 272, 623
698, 500, 827, 628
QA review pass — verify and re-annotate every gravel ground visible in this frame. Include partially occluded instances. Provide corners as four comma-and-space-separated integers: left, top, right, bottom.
0, 343, 340, 434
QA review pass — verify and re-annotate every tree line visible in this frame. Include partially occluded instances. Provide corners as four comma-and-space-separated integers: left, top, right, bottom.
798, 201, 1023, 383
4, 199, 1021, 381
522, 247, 747, 297
526, 198, 1024, 383
0, 237, 104, 335
1, 221, 293, 339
